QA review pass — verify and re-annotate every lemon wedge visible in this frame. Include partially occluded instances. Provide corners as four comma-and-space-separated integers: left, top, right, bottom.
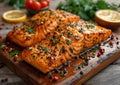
2, 10, 27, 23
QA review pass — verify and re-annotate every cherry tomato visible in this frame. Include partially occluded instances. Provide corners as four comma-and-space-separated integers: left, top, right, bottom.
40, 1, 48, 8
25, 0, 33, 9
32, 0, 41, 10
46, 0, 50, 4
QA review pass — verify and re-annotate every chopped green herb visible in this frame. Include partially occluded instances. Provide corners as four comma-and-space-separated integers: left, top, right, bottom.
10, 50, 20, 58
25, 26, 34, 34
0, 43, 6, 49
87, 24, 95, 29
59, 33, 63, 37
78, 63, 84, 68
93, 47, 99, 52
39, 45, 51, 54
69, 47, 74, 53
57, 0, 119, 21
66, 40, 72, 45
50, 36, 60, 46
60, 71, 65, 77
50, 37, 55, 41
67, 31, 73, 37
50, 11, 55, 15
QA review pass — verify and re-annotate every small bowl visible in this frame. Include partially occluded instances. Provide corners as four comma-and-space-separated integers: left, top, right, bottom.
95, 9, 120, 29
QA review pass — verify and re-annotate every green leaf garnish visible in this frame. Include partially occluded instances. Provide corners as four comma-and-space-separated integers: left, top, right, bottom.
57, 0, 119, 21
67, 31, 73, 37
87, 24, 95, 29
66, 40, 72, 45
10, 50, 20, 58
25, 26, 34, 34
78, 63, 84, 68
93, 47, 99, 52
0, 43, 6, 49
39, 45, 51, 54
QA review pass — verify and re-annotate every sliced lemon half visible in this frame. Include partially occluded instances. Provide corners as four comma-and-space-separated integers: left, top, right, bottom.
2, 10, 27, 23
95, 9, 120, 23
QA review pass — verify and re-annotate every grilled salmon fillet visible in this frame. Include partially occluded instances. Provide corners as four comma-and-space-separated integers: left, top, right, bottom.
7, 10, 80, 47
7, 9, 112, 73
21, 31, 84, 73
21, 20, 111, 73
64, 20, 111, 49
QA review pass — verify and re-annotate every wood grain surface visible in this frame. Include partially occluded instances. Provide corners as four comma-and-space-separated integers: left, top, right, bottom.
0, 0, 120, 85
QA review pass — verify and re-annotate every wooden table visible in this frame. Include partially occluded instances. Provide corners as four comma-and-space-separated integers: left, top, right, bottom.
0, 0, 120, 85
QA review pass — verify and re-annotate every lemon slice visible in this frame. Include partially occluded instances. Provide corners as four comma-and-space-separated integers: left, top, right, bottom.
2, 10, 27, 23
96, 9, 120, 23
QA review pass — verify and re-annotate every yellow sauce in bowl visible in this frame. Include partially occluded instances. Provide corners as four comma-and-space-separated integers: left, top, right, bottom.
96, 10, 120, 23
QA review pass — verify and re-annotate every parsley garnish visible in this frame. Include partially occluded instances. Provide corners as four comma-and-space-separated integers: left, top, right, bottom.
87, 24, 95, 29
57, 0, 119, 21
78, 63, 84, 68
69, 47, 74, 53
50, 37, 55, 41
93, 47, 99, 52
25, 26, 34, 34
10, 50, 20, 58
50, 36, 60, 46
39, 45, 51, 54
0, 43, 6, 49
66, 40, 72, 45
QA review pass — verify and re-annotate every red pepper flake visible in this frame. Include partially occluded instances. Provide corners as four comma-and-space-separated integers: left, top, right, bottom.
5, 46, 9, 51
109, 41, 113, 46
99, 48, 105, 55
97, 52, 101, 57
53, 76, 59, 81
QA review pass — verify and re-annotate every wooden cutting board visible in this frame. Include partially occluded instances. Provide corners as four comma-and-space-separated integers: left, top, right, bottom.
0, 33, 120, 85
